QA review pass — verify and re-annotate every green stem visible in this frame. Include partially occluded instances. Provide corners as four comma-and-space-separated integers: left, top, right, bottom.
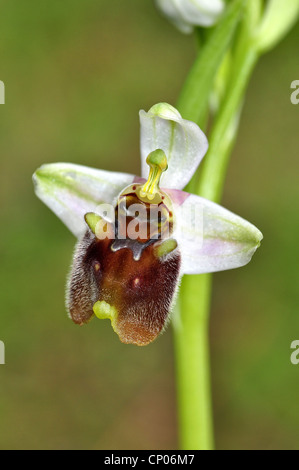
174, 2, 261, 451
198, 48, 259, 203
174, 274, 213, 450
177, 0, 246, 126
173, 0, 298, 450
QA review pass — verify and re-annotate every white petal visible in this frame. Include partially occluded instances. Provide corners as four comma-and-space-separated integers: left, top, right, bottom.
155, 0, 225, 32
155, 0, 193, 33
166, 190, 263, 274
175, 0, 225, 27
140, 103, 208, 190
33, 162, 135, 238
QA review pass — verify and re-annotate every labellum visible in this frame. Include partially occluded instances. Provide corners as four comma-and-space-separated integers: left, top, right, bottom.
66, 150, 181, 346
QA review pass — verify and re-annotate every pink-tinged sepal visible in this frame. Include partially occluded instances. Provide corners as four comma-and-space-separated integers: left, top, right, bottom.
172, 192, 263, 274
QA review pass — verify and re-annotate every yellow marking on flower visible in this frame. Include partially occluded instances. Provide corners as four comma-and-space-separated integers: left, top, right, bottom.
139, 149, 168, 203
133, 277, 141, 287
93, 300, 118, 331
155, 239, 178, 259
94, 262, 101, 272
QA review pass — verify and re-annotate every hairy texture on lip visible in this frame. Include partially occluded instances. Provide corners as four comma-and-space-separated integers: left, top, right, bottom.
66, 231, 98, 325
66, 231, 181, 346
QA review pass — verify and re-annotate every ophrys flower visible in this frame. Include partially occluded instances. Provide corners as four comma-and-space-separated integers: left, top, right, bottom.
33, 103, 262, 346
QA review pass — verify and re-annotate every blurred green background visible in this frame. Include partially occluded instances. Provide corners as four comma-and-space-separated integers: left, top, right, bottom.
0, 0, 298, 450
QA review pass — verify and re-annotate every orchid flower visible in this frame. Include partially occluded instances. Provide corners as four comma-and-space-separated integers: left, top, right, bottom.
155, 0, 225, 33
33, 103, 262, 346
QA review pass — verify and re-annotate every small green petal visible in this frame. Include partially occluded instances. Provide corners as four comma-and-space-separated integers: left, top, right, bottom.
93, 300, 118, 323
155, 239, 178, 259
85, 212, 102, 234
